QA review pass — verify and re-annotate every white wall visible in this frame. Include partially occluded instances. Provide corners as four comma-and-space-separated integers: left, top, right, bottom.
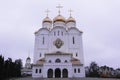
33, 25, 85, 78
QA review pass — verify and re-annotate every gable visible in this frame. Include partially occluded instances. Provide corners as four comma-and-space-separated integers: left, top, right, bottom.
68, 27, 83, 34
35, 28, 49, 35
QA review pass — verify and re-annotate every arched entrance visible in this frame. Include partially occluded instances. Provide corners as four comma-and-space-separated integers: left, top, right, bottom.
62, 69, 68, 78
55, 68, 61, 78
47, 69, 53, 78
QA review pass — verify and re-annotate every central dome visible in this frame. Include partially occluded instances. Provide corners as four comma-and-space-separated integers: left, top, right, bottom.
53, 15, 66, 22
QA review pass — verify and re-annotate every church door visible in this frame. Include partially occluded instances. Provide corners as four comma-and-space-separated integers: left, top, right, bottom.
55, 68, 61, 78
62, 69, 68, 78
47, 69, 53, 78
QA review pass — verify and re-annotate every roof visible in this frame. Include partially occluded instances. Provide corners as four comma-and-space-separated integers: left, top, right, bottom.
68, 27, 83, 33
34, 56, 83, 66
34, 27, 49, 34
33, 64, 43, 66
36, 58, 45, 65
45, 51, 72, 55
71, 57, 83, 66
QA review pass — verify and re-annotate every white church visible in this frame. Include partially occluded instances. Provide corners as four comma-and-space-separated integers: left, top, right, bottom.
32, 5, 85, 78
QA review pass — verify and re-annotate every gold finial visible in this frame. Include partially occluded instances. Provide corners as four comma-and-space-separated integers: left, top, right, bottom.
68, 9, 73, 17
56, 4, 63, 15
45, 9, 50, 17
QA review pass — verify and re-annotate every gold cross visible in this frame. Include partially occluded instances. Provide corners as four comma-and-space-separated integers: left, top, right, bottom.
68, 9, 73, 17
45, 9, 50, 17
56, 4, 63, 15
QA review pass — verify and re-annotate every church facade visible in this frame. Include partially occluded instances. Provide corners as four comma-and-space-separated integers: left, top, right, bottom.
32, 7, 85, 78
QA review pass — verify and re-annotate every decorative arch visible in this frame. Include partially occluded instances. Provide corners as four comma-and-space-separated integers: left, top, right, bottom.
55, 58, 61, 63
47, 69, 53, 78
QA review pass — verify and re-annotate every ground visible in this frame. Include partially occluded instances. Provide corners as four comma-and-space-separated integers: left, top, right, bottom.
10, 77, 120, 80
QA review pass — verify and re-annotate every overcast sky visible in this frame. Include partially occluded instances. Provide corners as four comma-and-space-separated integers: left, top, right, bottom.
0, 0, 120, 68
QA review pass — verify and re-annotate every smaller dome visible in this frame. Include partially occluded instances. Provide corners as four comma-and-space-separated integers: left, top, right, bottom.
43, 17, 52, 23
27, 57, 31, 60
53, 15, 66, 22
66, 16, 76, 23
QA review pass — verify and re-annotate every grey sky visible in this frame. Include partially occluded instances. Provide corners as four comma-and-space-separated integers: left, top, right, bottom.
0, 0, 120, 68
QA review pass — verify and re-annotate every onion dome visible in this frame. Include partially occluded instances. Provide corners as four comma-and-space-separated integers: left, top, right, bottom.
53, 15, 66, 22
66, 16, 76, 23
26, 57, 31, 60
43, 17, 52, 23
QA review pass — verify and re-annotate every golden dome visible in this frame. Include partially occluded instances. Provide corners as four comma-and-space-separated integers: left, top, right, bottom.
53, 15, 66, 22
43, 17, 52, 23
66, 16, 76, 23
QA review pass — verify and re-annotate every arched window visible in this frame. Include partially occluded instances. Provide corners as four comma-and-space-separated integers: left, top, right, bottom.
76, 53, 78, 57
54, 32, 56, 36
43, 37, 44, 44
49, 60, 52, 63
65, 60, 67, 63
61, 31, 63, 36
74, 68, 76, 73
55, 58, 61, 63
73, 37, 75, 44
40, 53, 41, 57
35, 69, 38, 73
58, 30, 60, 36
39, 69, 41, 73
78, 69, 80, 73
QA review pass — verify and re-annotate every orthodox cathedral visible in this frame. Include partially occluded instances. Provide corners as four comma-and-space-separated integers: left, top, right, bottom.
32, 5, 85, 78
